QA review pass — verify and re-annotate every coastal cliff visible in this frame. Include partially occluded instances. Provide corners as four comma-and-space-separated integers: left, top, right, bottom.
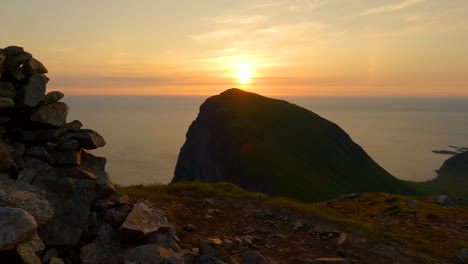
173, 88, 412, 201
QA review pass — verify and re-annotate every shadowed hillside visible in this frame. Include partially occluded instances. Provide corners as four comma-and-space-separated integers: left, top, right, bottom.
172, 88, 415, 201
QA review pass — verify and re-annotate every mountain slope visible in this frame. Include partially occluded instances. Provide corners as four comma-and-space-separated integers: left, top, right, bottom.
172, 88, 413, 201
411, 151, 468, 199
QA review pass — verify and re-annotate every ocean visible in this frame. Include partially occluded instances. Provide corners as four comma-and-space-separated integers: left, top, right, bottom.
66, 95, 468, 186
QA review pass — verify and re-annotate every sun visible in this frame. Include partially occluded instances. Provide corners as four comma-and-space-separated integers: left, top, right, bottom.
236, 62, 252, 84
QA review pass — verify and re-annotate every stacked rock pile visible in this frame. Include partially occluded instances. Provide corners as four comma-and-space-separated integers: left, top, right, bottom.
0, 46, 132, 263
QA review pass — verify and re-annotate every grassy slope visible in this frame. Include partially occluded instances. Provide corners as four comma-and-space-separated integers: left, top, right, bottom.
119, 182, 468, 263
202, 89, 413, 201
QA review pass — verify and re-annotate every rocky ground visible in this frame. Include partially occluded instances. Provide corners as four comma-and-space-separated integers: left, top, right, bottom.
120, 183, 468, 264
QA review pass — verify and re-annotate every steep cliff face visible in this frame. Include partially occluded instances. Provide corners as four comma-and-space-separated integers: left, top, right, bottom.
173, 88, 412, 201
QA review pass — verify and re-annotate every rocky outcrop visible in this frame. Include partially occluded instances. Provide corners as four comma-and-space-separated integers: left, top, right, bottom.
0, 46, 124, 263
173, 88, 412, 201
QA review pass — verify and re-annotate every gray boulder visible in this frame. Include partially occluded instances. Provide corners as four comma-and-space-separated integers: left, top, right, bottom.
122, 245, 184, 264
436, 195, 456, 207
148, 233, 181, 253
241, 251, 269, 264
39, 91, 64, 106
32, 172, 95, 245
65, 120, 83, 131
16, 234, 44, 264
30, 102, 69, 127
23, 57, 48, 75
0, 208, 37, 251
15, 74, 47, 108
70, 129, 106, 149
117, 200, 172, 243
0, 178, 54, 224
196, 255, 228, 264
80, 224, 121, 264
12, 127, 66, 142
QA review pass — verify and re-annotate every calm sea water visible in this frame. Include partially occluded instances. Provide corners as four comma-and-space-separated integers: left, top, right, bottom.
66, 95, 468, 186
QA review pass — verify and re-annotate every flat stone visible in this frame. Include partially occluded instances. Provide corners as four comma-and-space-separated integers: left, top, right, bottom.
240, 251, 269, 264
80, 224, 121, 264
17, 233, 44, 254
0, 177, 54, 224
94, 169, 116, 199
25, 146, 53, 163
314, 258, 349, 264
58, 139, 80, 150
53, 150, 81, 165
15, 74, 47, 108
147, 233, 181, 253
121, 245, 183, 264
0, 208, 37, 251
3, 46, 24, 56
17, 52, 32, 65
30, 102, 69, 127
50, 257, 65, 264
39, 91, 64, 106
80, 150, 106, 170
0, 141, 14, 172
54, 166, 97, 180
0, 96, 14, 110
12, 127, 66, 142
17, 168, 38, 184
117, 200, 172, 243
16, 234, 44, 264
65, 120, 83, 131
196, 255, 228, 264
70, 129, 106, 150
23, 57, 48, 75
11, 69, 28, 81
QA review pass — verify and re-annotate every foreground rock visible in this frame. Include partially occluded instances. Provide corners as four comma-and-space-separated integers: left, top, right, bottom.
0, 208, 37, 251
0, 178, 54, 224
117, 199, 172, 243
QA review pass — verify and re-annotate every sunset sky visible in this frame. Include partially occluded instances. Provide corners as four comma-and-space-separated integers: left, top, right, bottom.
1, 0, 467, 96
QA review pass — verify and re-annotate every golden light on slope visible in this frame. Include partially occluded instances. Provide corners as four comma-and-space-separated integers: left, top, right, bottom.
236, 62, 252, 84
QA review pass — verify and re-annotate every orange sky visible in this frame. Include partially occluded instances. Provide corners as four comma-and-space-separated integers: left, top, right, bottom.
1, 0, 467, 96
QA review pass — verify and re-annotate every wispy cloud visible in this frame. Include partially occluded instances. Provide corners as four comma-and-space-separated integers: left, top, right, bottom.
190, 29, 244, 42
287, 0, 329, 12
250, 2, 282, 9
211, 15, 269, 25
361, 0, 427, 16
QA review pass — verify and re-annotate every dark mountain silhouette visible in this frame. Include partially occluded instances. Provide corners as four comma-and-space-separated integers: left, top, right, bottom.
172, 88, 414, 201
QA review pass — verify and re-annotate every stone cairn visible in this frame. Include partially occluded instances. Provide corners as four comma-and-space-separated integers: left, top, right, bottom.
0, 46, 188, 264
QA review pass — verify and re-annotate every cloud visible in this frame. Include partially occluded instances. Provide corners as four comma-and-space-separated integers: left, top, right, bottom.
361, 0, 427, 16
190, 29, 244, 42
250, 2, 282, 9
288, 0, 329, 12
211, 15, 269, 25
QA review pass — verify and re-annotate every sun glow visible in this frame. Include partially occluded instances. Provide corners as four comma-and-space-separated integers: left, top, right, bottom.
236, 62, 252, 84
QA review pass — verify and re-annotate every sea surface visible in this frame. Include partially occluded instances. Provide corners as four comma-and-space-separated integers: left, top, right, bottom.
66, 95, 468, 186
